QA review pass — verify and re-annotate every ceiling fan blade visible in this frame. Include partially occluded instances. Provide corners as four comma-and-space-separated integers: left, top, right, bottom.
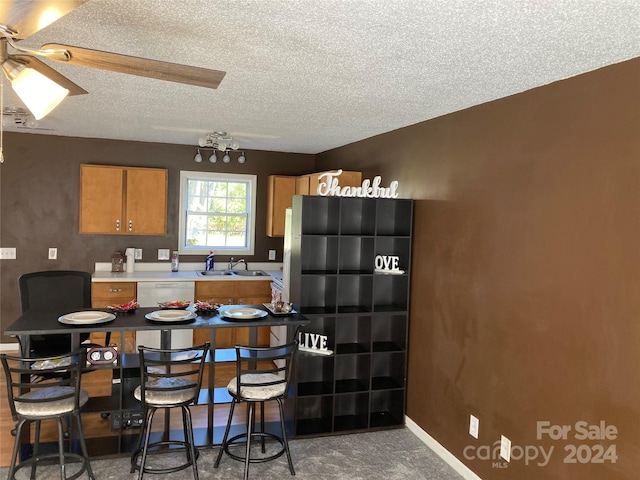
0, 0, 87, 40
43, 43, 226, 89
12, 54, 87, 95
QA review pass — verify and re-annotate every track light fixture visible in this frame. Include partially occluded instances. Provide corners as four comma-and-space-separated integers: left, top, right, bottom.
194, 131, 247, 163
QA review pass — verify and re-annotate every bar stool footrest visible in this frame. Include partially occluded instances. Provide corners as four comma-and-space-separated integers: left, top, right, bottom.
224, 432, 286, 464
10, 452, 91, 480
131, 440, 200, 475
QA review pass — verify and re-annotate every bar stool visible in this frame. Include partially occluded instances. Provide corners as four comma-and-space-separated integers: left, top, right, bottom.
130, 342, 210, 480
0, 349, 94, 480
214, 341, 298, 480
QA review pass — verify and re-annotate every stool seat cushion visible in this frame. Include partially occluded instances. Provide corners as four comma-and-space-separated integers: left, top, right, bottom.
227, 373, 286, 400
134, 378, 198, 406
15, 387, 89, 417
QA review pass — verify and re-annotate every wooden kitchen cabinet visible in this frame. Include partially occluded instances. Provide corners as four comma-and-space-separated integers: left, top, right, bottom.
193, 280, 272, 348
79, 164, 168, 235
266, 175, 296, 237
91, 282, 137, 352
267, 171, 363, 237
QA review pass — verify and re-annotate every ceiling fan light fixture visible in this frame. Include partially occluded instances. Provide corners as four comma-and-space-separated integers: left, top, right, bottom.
217, 142, 227, 152
2, 60, 69, 120
229, 140, 240, 150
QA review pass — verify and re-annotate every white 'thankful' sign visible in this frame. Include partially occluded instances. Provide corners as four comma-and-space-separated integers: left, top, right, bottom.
317, 169, 399, 198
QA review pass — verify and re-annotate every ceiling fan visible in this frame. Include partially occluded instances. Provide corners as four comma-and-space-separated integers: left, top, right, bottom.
0, 0, 225, 119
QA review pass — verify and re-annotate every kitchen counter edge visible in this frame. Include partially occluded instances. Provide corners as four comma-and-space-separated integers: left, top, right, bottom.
92, 271, 280, 282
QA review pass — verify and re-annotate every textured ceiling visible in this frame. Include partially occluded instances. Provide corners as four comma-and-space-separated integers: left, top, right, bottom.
2, 0, 639, 154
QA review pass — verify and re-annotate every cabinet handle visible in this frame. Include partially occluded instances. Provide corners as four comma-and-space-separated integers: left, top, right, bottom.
128, 220, 133, 232
115, 219, 120, 231
109, 288, 123, 293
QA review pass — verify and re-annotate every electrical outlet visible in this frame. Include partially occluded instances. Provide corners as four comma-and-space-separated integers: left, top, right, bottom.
268, 249, 276, 260
48, 248, 57, 260
0, 247, 16, 259
135, 249, 143, 260
158, 249, 170, 260
469, 415, 479, 439
500, 435, 511, 462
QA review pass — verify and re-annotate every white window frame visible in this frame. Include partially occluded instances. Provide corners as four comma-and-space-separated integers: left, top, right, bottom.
178, 170, 257, 256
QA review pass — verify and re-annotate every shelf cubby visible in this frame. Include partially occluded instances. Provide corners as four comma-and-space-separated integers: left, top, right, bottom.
297, 354, 335, 396
376, 199, 412, 236
300, 275, 337, 313
372, 314, 407, 352
371, 352, 406, 390
335, 315, 371, 354
334, 354, 370, 393
370, 390, 405, 428
334, 393, 369, 432
337, 275, 373, 313
373, 274, 408, 311
295, 396, 334, 436
374, 236, 411, 272
338, 236, 375, 273
299, 196, 340, 234
301, 235, 339, 273
340, 198, 376, 235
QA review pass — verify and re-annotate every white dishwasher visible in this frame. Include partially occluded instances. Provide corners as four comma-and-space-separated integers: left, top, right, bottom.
136, 281, 195, 349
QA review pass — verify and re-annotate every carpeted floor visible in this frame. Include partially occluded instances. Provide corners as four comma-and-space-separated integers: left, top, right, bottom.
0, 428, 465, 479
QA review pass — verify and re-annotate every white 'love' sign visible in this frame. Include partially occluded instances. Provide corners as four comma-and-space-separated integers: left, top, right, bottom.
375, 255, 400, 271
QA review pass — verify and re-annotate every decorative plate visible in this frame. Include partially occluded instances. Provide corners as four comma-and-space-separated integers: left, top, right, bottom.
58, 311, 116, 325
220, 307, 268, 321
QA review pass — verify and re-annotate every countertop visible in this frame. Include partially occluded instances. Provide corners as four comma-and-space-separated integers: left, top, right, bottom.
92, 262, 283, 283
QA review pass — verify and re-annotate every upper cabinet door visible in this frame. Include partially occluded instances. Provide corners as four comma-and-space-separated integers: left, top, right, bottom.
79, 165, 125, 234
266, 175, 296, 237
125, 167, 167, 235
79, 164, 168, 235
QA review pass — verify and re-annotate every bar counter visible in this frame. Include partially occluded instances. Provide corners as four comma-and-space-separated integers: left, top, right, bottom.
4, 305, 308, 457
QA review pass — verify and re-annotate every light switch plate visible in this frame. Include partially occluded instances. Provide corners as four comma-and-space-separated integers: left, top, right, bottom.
135, 249, 143, 260
48, 248, 57, 260
268, 249, 276, 260
158, 249, 170, 260
0, 247, 16, 259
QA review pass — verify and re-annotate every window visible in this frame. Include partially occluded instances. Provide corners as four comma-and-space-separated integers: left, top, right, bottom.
179, 171, 257, 256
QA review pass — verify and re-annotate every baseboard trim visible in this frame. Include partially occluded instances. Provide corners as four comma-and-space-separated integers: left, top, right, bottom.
405, 416, 483, 480
0, 343, 20, 352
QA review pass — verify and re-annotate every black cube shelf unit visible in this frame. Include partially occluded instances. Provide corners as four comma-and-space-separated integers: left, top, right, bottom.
289, 195, 413, 436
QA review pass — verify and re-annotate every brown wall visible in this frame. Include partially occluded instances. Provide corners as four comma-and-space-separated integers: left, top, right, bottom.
317, 57, 640, 479
0, 134, 314, 343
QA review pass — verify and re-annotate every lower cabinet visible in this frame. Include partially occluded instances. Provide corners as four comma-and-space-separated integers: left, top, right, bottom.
193, 279, 272, 348
91, 282, 137, 352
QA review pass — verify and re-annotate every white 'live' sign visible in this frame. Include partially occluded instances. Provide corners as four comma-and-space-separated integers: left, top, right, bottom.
317, 169, 399, 198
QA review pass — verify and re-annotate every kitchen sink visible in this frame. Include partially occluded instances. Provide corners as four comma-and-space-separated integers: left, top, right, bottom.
196, 270, 269, 277
230, 270, 269, 276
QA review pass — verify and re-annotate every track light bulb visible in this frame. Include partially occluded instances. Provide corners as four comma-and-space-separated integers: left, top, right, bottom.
223, 153, 231, 163
238, 153, 246, 164
194, 149, 202, 163
209, 152, 217, 163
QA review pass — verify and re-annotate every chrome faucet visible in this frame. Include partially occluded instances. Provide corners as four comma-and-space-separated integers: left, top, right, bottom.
228, 257, 247, 270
